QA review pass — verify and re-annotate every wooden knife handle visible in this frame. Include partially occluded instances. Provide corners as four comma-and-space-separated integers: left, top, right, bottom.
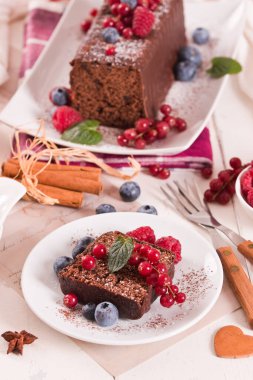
217, 245, 253, 328
237, 240, 253, 263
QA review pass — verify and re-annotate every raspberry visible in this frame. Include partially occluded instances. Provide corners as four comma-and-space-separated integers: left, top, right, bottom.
241, 170, 253, 196
156, 236, 182, 264
127, 226, 156, 244
52, 106, 82, 133
247, 189, 253, 207
132, 6, 155, 38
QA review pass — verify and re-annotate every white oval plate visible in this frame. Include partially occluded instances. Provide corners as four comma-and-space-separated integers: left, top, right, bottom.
0, 0, 246, 156
21, 212, 223, 345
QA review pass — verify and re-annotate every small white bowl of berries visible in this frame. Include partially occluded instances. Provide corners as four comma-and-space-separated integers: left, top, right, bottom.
235, 164, 253, 218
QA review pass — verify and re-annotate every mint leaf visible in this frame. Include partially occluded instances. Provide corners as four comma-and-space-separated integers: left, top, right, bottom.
207, 57, 242, 78
108, 236, 134, 273
61, 119, 102, 145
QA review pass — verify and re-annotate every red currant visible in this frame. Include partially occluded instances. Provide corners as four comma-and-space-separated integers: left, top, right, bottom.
175, 117, 187, 132
117, 3, 130, 15
204, 189, 214, 202
155, 286, 167, 295
106, 46, 116, 56
209, 178, 223, 192
117, 134, 129, 146
163, 115, 176, 128
229, 157, 242, 169
123, 128, 137, 140
175, 292, 186, 304
115, 20, 124, 33
90, 8, 98, 17
103, 17, 115, 28
160, 104, 172, 116
139, 244, 152, 258
128, 253, 142, 266
63, 293, 78, 308
134, 138, 146, 149
156, 121, 169, 139
135, 118, 152, 133
143, 129, 158, 144
92, 244, 107, 259
216, 190, 231, 205
147, 248, 160, 264
81, 19, 92, 33
158, 168, 170, 180
160, 294, 175, 308
138, 261, 153, 277
170, 284, 179, 295
218, 170, 232, 183
156, 262, 168, 274
122, 28, 133, 39
149, 164, 161, 177
157, 273, 172, 287
201, 167, 213, 179
82, 255, 96, 270
111, 4, 119, 15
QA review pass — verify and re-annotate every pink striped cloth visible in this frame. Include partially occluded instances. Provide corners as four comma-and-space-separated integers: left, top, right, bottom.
18, 0, 213, 169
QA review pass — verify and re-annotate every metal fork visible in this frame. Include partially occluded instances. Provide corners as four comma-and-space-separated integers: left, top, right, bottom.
161, 180, 253, 264
161, 180, 253, 328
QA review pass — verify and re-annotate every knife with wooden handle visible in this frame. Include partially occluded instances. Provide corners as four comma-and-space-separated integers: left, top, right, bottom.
208, 228, 253, 328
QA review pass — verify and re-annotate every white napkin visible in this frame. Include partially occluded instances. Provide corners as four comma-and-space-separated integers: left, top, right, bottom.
0, 0, 28, 86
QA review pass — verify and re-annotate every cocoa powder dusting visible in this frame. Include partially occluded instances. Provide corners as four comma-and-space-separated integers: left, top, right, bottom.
56, 266, 214, 335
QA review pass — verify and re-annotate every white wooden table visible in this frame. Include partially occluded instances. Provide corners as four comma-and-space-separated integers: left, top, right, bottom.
0, 7, 253, 380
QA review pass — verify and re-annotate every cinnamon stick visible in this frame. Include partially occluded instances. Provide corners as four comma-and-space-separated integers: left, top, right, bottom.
23, 183, 84, 208
9, 157, 101, 174
2, 162, 102, 195
4, 160, 101, 181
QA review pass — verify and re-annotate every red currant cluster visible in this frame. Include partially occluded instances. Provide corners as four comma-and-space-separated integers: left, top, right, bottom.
81, 8, 98, 33
204, 157, 249, 205
148, 164, 171, 180
117, 104, 187, 150
128, 242, 186, 308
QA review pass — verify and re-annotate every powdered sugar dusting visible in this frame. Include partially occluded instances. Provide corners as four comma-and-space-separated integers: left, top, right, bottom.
77, 1, 172, 66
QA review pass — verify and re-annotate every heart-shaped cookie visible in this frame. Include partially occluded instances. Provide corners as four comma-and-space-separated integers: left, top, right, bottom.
214, 325, 253, 358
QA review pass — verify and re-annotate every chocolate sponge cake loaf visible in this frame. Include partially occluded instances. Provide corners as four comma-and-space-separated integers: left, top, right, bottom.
70, 0, 186, 128
58, 231, 175, 319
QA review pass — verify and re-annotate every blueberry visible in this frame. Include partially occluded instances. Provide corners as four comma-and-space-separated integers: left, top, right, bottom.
49, 87, 71, 106
82, 303, 96, 321
96, 204, 116, 214
119, 181, 141, 202
72, 236, 95, 259
121, 0, 137, 9
102, 27, 120, 44
178, 46, 202, 67
192, 27, 209, 45
95, 302, 119, 327
53, 256, 73, 274
174, 61, 197, 82
137, 205, 158, 215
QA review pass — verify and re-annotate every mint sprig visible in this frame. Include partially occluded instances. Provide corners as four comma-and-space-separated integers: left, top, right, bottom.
61, 120, 102, 145
207, 57, 242, 78
108, 236, 134, 273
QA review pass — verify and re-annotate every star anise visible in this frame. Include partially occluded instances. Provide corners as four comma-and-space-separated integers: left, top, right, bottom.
1, 330, 38, 355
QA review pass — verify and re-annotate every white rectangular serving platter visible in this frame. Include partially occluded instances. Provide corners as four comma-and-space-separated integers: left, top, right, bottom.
0, 0, 247, 156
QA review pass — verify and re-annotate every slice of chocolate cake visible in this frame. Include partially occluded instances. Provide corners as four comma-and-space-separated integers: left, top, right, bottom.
58, 231, 175, 319
70, 0, 186, 128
